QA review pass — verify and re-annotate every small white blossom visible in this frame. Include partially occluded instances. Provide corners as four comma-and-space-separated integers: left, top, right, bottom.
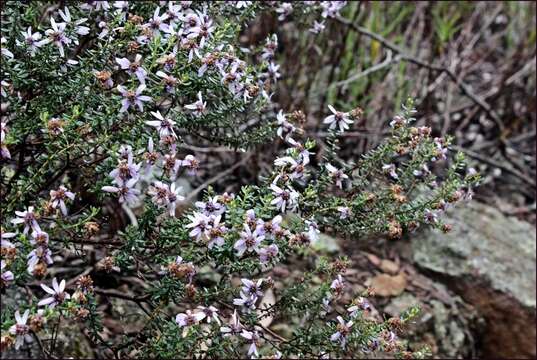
323, 105, 353, 132
38, 278, 70, 308
184, 91, 206, 117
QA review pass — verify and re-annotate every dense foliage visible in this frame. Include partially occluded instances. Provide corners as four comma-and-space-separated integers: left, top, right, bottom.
1, 1, 478, 358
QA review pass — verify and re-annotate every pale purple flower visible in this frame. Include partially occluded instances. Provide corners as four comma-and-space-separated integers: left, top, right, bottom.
165, 2, 182, 25
167, 183, 184, 217
45, 18, 70, 57
330, 316, 353, 349
9, 310, 32, 350
244, 209, 261, 230
17, 27, 49, 56
38, 278, 70, 308
306, 219, 320, 243
274, 156, 306, 180
258, 244, 279, 264
102, 178, 140, 205
413, 163, 430, 177
117, 84, 152, 112
322, 294, 333, 314
323, 105, 353, 132
11, 206, 40, 235
275, 3, 293, 21
325, 163, 348, 189
382, 163, 398, 180
186, 212, 210, 240
1, 121, 11, 159
181, 154, 199, 176
80, 1, 110, 11
1, 37, 14, 58
180, 36, 201, 62
423, 209, 438, 224
234, 224, 264, 256
162, 152, 182, 180
197, 52, 218, 77
220, 310, 242, 336
347, 297, 370, 318
109, 152, 141, 183
330, 274, 345, 295
206, 215, 227, 249
286, 138, 312, 164
1, 230, 17, 241
147, 111, 176, 138
241, 330, 260, 357
184, 91, 206, 117
49, 186, 75, 216
337, 206, 351, 220
389, 115, 407, 128
175, 309, 205, 327
196, 305, 220, 324
233, 291, 257, 311
148, 181, 170, 207
195, 196, 225, 216
464, 188, 474, 201
142, 138, 159, 175
187, 14, 215, 48
181, 11, 201, 30
113, 1, 129, 11
116, 54, 147, 84
276, 110, 296, 140
58, 7, 90, 36
321, 1, 347, 18
270, 183, 299, 213
433, 137, 449, 161
309, 20, 326, 34
220, 63, 244, 95
156, 71, 178, 93
234, 1, 252, 8
27, 247, 53, 275
241, 278, 263, 299
1, 260, 14, 287
143, 7, 170, 35
258, 215, 282, 238
30, 230, 49, 246
266, 62, 281, 82
261, 34, 278, 60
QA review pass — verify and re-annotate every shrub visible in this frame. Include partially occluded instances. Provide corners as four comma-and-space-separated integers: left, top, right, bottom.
1, 1, 478, 358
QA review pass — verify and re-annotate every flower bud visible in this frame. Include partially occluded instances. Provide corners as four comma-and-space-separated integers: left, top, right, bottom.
29, 313, 45, 332
84, 222, 100, 237
388, 220, 402, 239
185, 284, 197, 299
291, 110, 306, 125
0, 334, 15, 352
32, 262, 48, 279
75, 308, 90, 321
441, 224, 452, 233
350, 107, 363, 120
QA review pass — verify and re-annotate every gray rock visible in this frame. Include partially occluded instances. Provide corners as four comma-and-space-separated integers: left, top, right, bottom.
412, 201, 536, 358
384, 291, 478, 358
311, 233, 341, 254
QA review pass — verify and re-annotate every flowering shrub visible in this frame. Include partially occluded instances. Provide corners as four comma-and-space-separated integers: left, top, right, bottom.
1, 1, 479, 359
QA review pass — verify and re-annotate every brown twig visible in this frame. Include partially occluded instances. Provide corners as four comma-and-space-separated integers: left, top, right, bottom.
452, 145, 536, 188
335, 16, 506, 134
184, 153, 253, 203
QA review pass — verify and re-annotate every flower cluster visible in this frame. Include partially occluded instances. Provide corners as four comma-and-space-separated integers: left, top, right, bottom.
1, 2, 477, 359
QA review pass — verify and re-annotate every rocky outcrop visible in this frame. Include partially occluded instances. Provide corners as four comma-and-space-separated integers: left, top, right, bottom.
411, 201, 536, 358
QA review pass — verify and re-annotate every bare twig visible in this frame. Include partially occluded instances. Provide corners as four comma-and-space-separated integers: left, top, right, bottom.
452, 145, 536, 188
94, 288, 150, 303
184, 153, 253, 203
335, 16, 506, 134
331, 49, 400, 89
